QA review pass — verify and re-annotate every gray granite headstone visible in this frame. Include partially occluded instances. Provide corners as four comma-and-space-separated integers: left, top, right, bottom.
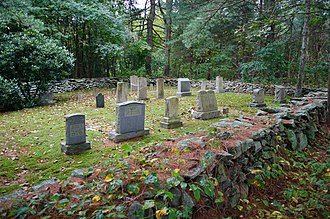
96, 93, 104, 108
109, 101, 149, 142
156, 78, 165, 99
137, 77, 148, 100
201, 80, 207, 90
274, 85, 286, 103
250, 88, 266, 107
160, 96, 183, 129
116, 82, 128, 103
192, 90, 220, 120
130, 75, 139, 92
176, 78, 192, 96
215, 76, 225, 93
61, 114, 91, 155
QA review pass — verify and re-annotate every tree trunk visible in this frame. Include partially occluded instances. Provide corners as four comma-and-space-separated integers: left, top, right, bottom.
295, 0, 310, 97
327, 60, 330, 127
145, 0, 156, 75
163, 0, 172, 77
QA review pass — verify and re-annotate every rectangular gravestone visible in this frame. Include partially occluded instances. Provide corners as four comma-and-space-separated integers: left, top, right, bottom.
109, 101, 149, 142
250, 88, 266, 107
96, 93, 104, 108
61, 114, 91, 155
176, 78, 192, 96
215, 76, 225, 93
39, 92, 55, 105
192, 90, 220, 120
137, 77, 148, 100
201, 80, 207, 90
116, 82, 128, 103
160, 96, 183, 129
130, 75, 139, 92
156, 78, 165, 99
274, 85, 286, 103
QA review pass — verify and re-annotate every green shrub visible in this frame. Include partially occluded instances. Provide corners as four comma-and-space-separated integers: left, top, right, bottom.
0, 76, 23, 111
0, 32, 74, 107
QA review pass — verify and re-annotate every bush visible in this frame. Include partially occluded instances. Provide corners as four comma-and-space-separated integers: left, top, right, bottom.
0, 32, 74, 106
0, 76, 23, 111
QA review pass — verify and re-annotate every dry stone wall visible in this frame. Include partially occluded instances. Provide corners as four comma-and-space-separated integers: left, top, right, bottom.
49, 78, 323, 96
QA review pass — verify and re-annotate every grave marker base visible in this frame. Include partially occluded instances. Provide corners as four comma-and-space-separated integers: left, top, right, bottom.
192, 110, 220, 120
109, 129, 150, 143
160, 121, 183, 129
176, 92, 192, 97
61, 142, 91, 155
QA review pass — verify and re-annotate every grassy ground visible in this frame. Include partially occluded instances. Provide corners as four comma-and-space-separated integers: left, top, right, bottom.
0, 87, 279, 195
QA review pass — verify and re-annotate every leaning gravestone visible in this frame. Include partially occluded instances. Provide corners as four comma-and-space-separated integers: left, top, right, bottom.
116, 82, 128, 103
96, 93, 104, 108
176, 78, 192, 97
274, 85, 286, 103
250, 88, 266, 107
109, 101, 149, 142
192, 90, 220, 120
61, 114, 91, 155
130, 75, 139, 92
160, 96, 183, 129
201, 80, 207, 90
156, 78, 165, 99
215, 76, 225, 93
137, 77, 148, 100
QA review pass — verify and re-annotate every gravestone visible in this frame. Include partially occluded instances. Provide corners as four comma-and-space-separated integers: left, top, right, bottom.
150, 84, 154, 91
137, 77, 148, 100
156, 78, 165, 99
160, 96, 183, 129
201, 80, 207, 90
116, 82, 128, 103
250, 88, 266, 107
176, 78, 192, 97
130, 75, 139, 92
274, 85, 286, 103
192, 90, 220, 120
96, 93, 104, 108
61, 114, 91, 155
109, 101, 149, 142
39, 92, 55, 105
215, 76, 225, 93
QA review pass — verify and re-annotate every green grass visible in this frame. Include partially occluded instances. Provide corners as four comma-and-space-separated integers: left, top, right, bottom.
0, 87, 280, 195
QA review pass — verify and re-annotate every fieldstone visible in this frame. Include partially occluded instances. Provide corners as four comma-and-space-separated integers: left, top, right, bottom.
184, 165, 203, 181
240, 139, 254, 154
182, 191, 195, 209
169, 187, 182, 207
254, 141, 262, 153
286, 129, 297, 149
32, 178, 60, 191
218, 131, 233, 140
177, 137, 203, 150
71, 168, 91, 178
297, 132, 308, 150
261, 106, 291, 114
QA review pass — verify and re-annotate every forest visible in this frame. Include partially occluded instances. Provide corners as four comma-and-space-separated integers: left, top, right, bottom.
0, 0, 329, 109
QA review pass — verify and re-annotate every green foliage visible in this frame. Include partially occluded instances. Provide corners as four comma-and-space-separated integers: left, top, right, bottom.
0, 32, 74, 106
241, 42, 287, 84
0, 76, 23, 111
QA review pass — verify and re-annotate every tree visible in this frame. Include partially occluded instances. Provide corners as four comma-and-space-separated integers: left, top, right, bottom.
145, 0, 156, 75
295, 0, 311, 97
160, 0, 173, 76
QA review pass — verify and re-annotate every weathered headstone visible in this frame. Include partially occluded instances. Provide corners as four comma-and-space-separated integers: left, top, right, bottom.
192, 90, 220, 120
274, 85, 286, 103
130, 75, 139, 92
109, 101, 149, 142
61, 114, 91, 155
250, 88, 266, 107
137, 77, 148, 100
150, 84, 154, 91
176, 78, 192, 97
96, 93, 104, 108
215, 76, 225, 93
156, 78, 165, 99
116, 82, 128, 103
201, 80, 207, 90
39, 92, 55, 105
160, 96, 183, 129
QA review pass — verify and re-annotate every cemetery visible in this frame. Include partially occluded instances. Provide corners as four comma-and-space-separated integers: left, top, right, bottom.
0, 0, 329, 218
0, 77, 328, 218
